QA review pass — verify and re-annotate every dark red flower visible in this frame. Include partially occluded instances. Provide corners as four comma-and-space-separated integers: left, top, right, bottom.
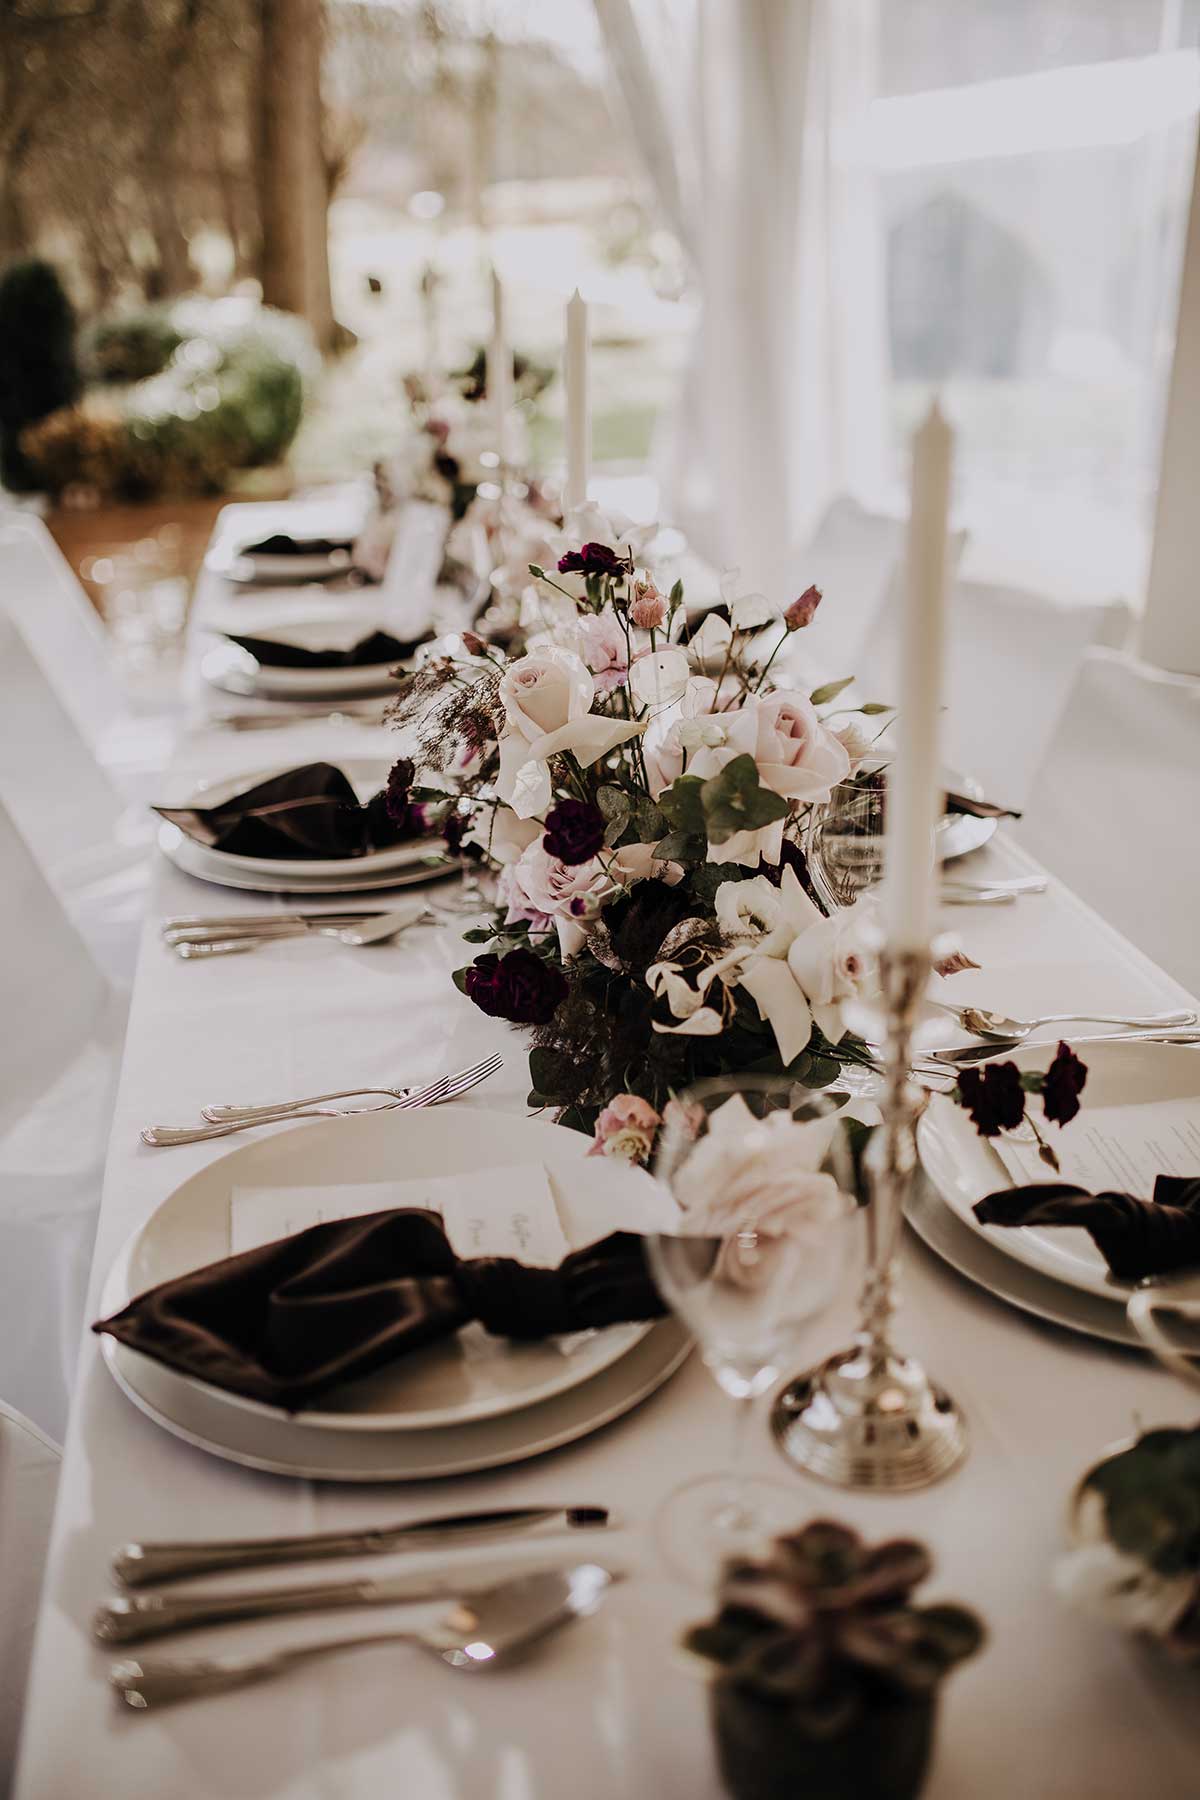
543, 799, 606, 866
384, 758, 415, 825
444, 810, 483, 861
557, 542, 628, 577
1041, 1041, 1088, 1126
464, 948, 568, 1025
955, 1061, 1025, 1137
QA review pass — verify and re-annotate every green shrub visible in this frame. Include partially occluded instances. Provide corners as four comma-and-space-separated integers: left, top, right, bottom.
0, 259, 81, 491
22, 298, 312, 500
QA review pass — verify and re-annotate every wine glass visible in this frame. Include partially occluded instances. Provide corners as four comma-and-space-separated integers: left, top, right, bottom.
646, 1076, 858, 1583
1127, 1275, 1200, 1386
801, 765, 888, 913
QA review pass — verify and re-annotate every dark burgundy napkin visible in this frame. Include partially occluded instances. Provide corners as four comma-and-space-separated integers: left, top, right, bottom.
224, 628, 430, 669
93, 1208, 668, 1410
946, 790, 1021, 821
154, 761, 421, 861
974, 1175, 1200, 1281
241, 534, 354, 559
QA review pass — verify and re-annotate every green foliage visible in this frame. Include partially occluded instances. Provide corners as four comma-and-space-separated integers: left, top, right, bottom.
684, 1522, 983, 1732
21, 299, 312, 500
810, 676, 854, 706
0, 259, 80, 491
1084, 1426, 1200, 1580
700, 755, 789, 846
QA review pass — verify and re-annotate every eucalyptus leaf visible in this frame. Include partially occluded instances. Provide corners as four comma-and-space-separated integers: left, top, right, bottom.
451, 966, 470, 994
658, 773, 707, 836
701, 754, 788, 846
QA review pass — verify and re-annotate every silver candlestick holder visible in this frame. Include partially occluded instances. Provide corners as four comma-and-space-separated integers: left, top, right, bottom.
771, 945, 968, 1490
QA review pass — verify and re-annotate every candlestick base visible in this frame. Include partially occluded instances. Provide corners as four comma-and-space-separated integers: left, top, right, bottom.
770, 1347, 967, 1491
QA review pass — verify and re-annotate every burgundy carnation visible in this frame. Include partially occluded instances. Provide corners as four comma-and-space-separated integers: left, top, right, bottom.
464, 947, 568, 1025
1041, 1041, 1088, 1126
557, 541, 628, 577
543, 799, 606, 866
955, 1061, 1025, 1137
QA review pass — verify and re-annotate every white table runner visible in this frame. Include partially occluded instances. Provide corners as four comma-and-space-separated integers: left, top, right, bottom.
15, 507, 1200, 1799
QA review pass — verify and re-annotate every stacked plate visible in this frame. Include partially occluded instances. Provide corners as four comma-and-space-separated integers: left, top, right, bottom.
158, 757, 457, 895
99, 1107, 690, 1481
201, 631, 409, 702
914, 1039, 1200, 1346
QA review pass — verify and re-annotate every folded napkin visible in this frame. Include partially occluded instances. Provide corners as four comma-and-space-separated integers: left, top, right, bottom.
946, 790, 1021, 821
974, 1175, 1200, 1282
93, 1208, 668, 1410
154, 761, 424, 861
225, 628, 430, 670
240, 534, 354, 559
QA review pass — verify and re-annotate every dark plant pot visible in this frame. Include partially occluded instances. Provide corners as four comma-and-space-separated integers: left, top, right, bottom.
712, 1679, 935, 1800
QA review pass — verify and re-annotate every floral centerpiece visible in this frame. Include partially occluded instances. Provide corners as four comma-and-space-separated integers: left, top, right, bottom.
1056, 1425, 1200, 1657
387, 508, 899, 1142
684, 1521, 983, 1800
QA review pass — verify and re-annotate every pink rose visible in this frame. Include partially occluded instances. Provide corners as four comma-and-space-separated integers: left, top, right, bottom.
578, 609, 629, 695
589, 1093, 662, 1164
509, 840, 609, 956
750, 692, 850, 804
630, 581, 666, 630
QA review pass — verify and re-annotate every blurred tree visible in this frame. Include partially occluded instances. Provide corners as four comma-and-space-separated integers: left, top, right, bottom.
0, 257, 80, 490
258, 0, 336, 350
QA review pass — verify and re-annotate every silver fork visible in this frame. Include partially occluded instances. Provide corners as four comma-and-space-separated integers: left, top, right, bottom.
140, 1054, 502, 1147
201, 1050, 503, 1122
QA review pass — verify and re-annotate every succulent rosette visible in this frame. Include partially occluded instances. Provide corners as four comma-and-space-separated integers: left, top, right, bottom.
390, 541, 906, 1140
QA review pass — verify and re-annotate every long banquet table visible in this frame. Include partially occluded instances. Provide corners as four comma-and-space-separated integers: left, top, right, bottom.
15, 505, 1200, 1798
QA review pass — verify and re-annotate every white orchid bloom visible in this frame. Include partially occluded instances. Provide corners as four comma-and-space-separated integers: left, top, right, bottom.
647, 960, 706, 1019
651, 1006, 725, 1037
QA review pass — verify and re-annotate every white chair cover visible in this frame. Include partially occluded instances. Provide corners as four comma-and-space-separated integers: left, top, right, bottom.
1017, 647, 1200, 994
0, 1404, 59, 1799
859, 576, 1131, 809
0, 798, 119, 1440
786, 495, 907, 678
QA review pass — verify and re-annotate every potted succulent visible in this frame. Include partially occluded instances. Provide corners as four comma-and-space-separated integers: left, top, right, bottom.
684, 1521, 984, 1800
1056, 1424, 1200, 1656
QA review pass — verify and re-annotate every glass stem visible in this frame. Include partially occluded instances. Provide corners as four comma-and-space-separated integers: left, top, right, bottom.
724, 1393, 756, 1527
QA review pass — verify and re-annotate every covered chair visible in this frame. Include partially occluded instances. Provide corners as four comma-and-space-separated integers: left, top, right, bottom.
1017, 646, 1200, 994
0, 1404, 60, 1799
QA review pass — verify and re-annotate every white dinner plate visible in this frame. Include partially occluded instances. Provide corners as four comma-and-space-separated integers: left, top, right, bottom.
201, 639, 407, 701
904, 1174, 1140, 1348
162, 759, 434, 880
918, 1040, 1200, 1301
99, 1106, 677, 1438
937, 769, 998, 863
100, 1316, 691, 1483
159, 828, 458, 895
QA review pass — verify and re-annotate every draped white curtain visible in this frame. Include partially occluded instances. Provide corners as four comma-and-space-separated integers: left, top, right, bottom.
594, 0, 889, 591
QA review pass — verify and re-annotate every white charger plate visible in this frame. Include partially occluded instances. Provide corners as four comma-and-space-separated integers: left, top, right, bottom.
918, 1040, 1200, 1301
100, 1316, 690, 1482
158, 828, 457, 895
201, 639, 406, 702
162, 759, 433, 880
904, 1174, 1139, 1348
99, 1106, 677, 1438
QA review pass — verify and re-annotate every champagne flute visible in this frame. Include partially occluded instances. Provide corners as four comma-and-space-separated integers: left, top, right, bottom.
646, 1076, 858, 1584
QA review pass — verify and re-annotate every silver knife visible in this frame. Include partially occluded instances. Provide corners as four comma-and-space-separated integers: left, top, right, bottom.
927, 1027, 1200, 1068
162, 911, 390, 937
96, 1559, 612, 1645
112, 1505, 613, 1588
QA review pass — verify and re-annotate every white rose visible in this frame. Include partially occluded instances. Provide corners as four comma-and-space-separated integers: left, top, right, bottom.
672, 1094, 848, 1242
714, 875, 783, 942
784, 901, 875, 1044
496, 645, 643, 818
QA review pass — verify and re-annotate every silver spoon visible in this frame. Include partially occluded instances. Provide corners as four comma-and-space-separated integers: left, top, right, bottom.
933, 1003, 1196, 1043
926, 1026, 1200, 1068
110, 1564, 614, 1709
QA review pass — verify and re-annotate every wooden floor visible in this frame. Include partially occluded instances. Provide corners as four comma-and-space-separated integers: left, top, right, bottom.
44, 483, 292, 618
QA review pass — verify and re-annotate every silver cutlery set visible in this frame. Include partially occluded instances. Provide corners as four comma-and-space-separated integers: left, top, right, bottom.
162, 904, 435, 960
140, 1051, 503, 1147
99, 1504, 618, 1708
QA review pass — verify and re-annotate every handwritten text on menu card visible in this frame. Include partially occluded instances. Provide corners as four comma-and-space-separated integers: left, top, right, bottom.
230, 1162, 570, 1265
992, 1096, 1200, 1196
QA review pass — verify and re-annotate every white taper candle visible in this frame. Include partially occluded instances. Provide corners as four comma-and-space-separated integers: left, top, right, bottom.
884, 399, 954, 950
490, 266, 511, 470
564, 288, 590, 512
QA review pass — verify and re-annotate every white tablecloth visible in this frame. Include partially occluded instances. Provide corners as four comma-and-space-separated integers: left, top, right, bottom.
15, 517, 1200, 1799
